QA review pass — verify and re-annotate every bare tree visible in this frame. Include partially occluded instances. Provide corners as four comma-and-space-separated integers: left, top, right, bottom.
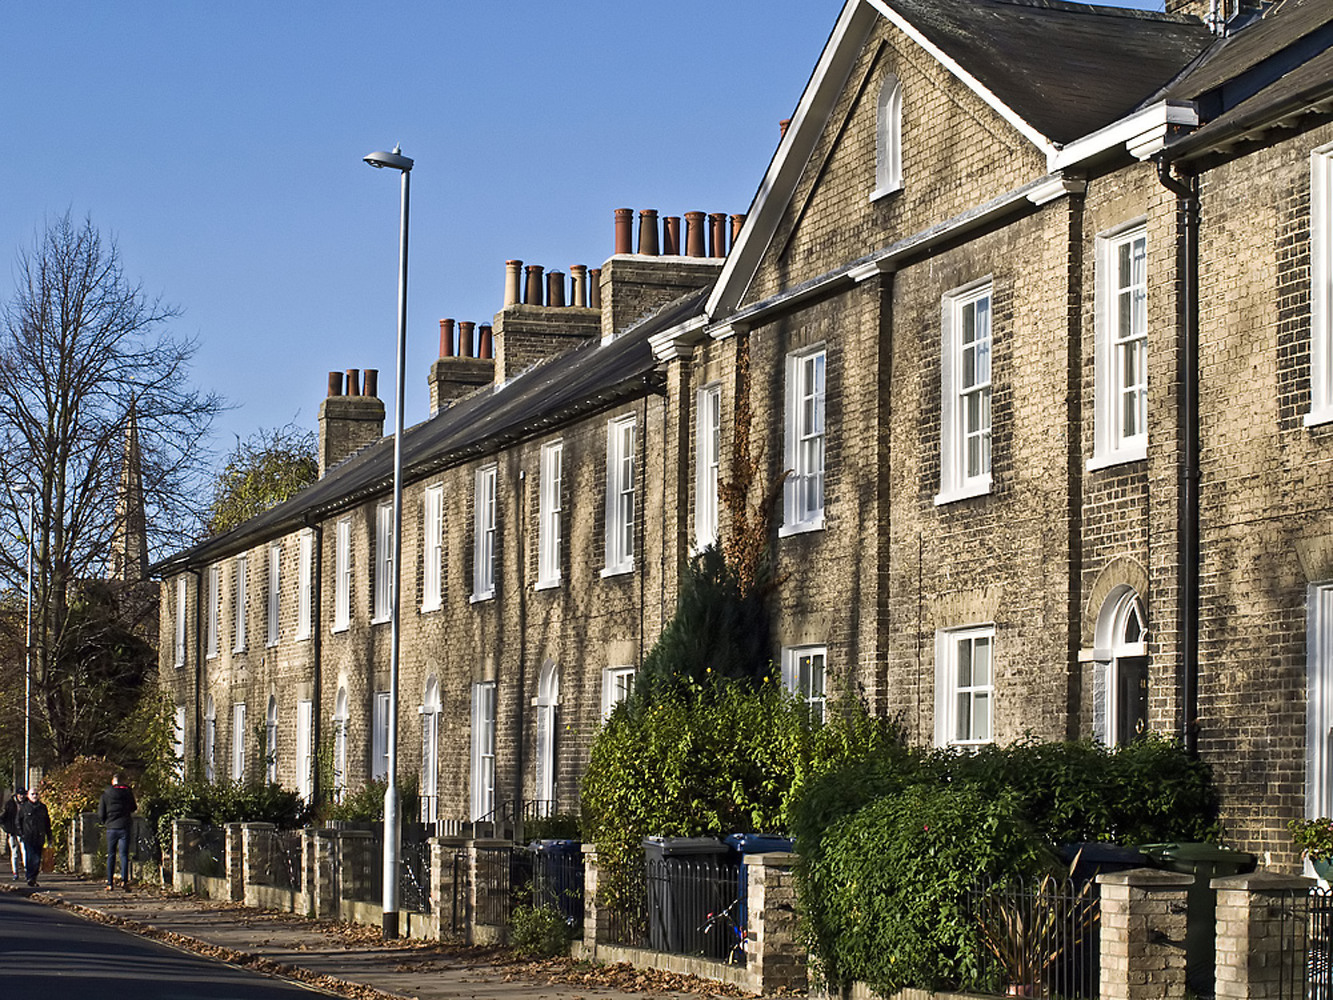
0, 213, 222, 769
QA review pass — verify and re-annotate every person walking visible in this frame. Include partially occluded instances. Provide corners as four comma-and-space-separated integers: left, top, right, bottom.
1, 790, 23, 881
16, 787, 50, 888
97, 774, 137, 891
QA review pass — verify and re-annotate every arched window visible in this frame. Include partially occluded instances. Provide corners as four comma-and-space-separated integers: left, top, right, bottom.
874, 75, 903, 197
204, 695, 216, 783
333, 688, 349, 803
1094, 587, 1149, 746
420, 677, 441, 826
266, 696, 278, 784
535, 662, 559, 815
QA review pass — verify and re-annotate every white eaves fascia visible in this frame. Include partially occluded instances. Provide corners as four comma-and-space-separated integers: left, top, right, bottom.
704, 0, 877, 323
1049, 100, 1199, 171
649, 314, 710, 362
862, 0, 1058, 159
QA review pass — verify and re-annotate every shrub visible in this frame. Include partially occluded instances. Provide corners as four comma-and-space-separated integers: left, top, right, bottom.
318, 773, 418, 824
803, 783, 1043, 995
790, 734, 1222, 992
510, 903, 573, 957
582, 680, 901, 905
39, 755, 121, 862
146, 777, 310, 849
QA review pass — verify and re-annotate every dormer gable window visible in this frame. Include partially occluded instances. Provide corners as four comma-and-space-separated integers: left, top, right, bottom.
873, 74, 903, 200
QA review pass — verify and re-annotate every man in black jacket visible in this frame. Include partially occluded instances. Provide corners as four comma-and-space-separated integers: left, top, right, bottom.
16, 787, 50, 887
97, 774, 137, 891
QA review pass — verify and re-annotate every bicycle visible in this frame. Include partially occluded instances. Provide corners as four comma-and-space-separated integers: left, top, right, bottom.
700, 897, 747, 965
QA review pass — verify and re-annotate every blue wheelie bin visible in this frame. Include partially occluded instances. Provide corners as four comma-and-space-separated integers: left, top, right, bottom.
724, 833, 795, 933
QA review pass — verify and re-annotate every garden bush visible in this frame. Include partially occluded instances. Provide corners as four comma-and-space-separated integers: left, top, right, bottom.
510, 903, 573, 957
803, 783, 1043, 995
39, 755, 121, 862
146, 777, 310, 849
790, 734, 1222, 992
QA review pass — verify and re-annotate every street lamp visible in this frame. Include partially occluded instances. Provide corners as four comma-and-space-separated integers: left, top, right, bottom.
14, 486, 33, 790
363, 143, 412, 941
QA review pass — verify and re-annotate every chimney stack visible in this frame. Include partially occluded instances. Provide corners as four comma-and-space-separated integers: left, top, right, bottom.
318, 368, 385, 477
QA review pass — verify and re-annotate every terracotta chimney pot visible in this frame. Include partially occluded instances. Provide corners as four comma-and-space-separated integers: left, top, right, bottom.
327, 371, 344, 397
589, 268, 602, 310
524, 265, 544, 305
638, 209, 659, 256
614, 208, 634, 255
478, 324, 494, 359
570, 264, 588, 307
709, 213, 728, 257
459, 321, 477, 358
363, 369, 378, 399
685, 211, 706, 257
345, 368, 361, 396
547, 270, 566, 308
663, 216, 681, 255
440, 318, 456, 358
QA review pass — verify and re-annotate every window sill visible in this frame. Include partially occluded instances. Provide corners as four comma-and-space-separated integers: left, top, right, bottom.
231, 647, 247, 657
1306, 408, 1333, 428
534, 578, 561, 592
470, 591, 495, 604
870, 180, 903, 202
601, 564, 634, 579
293, 632, 311, 642
266, 640, 280, 649
370, 616, 390, 626
329, 625, 348, 636
778, 516, 824, 538
420, 602, 442, 614
1086, 445, 1146, 472
933, 477, 992, 506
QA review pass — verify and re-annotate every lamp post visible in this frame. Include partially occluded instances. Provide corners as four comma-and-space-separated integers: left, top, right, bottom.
15, 486, 33, 790
363, 144, 412, 941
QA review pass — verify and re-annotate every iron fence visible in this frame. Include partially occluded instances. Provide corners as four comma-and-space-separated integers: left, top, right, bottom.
595, 854, 743, 963
965, 874, 1100, 1000
186, 824, 226, 879
400, 835, 432, 914
252, 828, 303, 892
530, 847, 584, 935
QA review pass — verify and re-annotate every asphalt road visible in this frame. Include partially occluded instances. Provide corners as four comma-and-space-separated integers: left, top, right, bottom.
0, 890, 337, 999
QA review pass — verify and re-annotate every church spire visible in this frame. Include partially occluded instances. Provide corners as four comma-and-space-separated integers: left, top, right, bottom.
109, 399, 148, 582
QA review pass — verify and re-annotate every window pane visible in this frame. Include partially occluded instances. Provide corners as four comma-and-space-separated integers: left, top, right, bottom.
973, 637, 991, 686
957, 640, 973, 687
974, 693, 991, 741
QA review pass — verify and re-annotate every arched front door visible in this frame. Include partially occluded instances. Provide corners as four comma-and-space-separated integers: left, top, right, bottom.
1095, 587, 1149, 746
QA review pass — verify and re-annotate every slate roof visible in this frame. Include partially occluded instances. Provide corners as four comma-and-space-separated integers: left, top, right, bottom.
881, 0, 1215, 145
154, 285, 711, 574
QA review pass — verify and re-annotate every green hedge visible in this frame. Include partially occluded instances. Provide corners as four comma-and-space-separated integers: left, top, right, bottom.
792, 735, 1221, 993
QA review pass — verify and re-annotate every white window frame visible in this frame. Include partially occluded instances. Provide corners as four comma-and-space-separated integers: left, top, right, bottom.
334, 517, 352, 631
373, 502, 393, 623
872, 74, 903, 200
372, 691, 390, 782
472, 466, 497, 601
265, 695, 277, 784
173, 704, 187, 779
295, 530, 313, 639
534, 663, 559, 814
782, 645, 827, 725
422, 484, 444, 611
934, 625, 995, 747
420, 678, 441, 824
174, 576, 187, 667
1092, 588, 1149, 747
296, 699, 314, 801
602, 666, 636, 719
782, 346, 827, 534
537, 442, 563, 589
1091, 223, 1149, 468
936, 281, 993, 504
267, 542, 281, 647
206, 564, 220, 659
332, 688, 348, 803
695, 385, 721, 551
470, 681, 497, 822
603, 416, 636, 575
1310, 144, 1333, 426
232, 554, 248, 653
204, 695, 217, 783
231, 702, 246, 781
1309, 584, 1333, 823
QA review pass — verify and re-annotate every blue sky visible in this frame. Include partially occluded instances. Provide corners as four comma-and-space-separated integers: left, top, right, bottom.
1, 0, 1164, 458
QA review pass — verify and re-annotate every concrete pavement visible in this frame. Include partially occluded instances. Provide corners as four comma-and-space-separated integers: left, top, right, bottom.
2, 873, 745, 1000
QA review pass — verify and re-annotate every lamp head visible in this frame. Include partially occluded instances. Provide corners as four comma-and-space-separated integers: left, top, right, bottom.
364, 144, 413, 172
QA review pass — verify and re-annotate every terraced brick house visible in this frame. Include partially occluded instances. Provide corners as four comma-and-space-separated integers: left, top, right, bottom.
156, 0, 1333, 870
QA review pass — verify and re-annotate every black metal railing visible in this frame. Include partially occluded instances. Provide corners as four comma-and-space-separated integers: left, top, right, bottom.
530, 846, 584, 935
1303, 885, 1333, 999
966, 874, 1100, 999
252, 828, 303, 892
400, 835, 432, 914
644, 857, 745, 964
598, 854, 649, 949
187, 824, 226, 879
